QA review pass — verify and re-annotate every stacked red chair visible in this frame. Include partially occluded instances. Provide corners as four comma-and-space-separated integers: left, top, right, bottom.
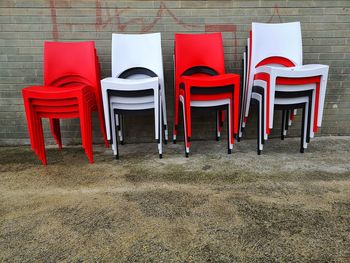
22, 41, 108, 165
239, 22, 329, 154
173, 33, 240, 157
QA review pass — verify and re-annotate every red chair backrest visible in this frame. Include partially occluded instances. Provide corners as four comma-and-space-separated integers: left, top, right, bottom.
174, 33, 226, 82
44, 41, 101, 100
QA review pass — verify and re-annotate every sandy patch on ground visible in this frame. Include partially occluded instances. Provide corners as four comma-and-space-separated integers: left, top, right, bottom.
1, 137, 350, 262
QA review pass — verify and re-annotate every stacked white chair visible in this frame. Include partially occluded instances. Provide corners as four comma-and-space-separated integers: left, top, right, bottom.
101, 33, 168, 159
239, 22, 329, 154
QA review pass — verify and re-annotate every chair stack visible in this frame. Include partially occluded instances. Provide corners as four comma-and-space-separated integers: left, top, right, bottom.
22, 42, 108, 165
101, 33, 168, 159
173, 33, 241, 157
239, 22, 329, 154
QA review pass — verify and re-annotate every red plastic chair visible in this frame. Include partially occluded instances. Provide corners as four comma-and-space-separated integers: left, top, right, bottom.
174, 33, 240, 157
22, 41, 108, 165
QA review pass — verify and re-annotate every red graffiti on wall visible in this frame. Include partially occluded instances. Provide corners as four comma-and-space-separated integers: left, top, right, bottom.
48, 1, 283, 39
47, 1, 236, 37
267, 4, 282, 23
48, 0, 239, 65
95, 0, 203, 33
48, 0, 59, 40
47, 1, 284, 68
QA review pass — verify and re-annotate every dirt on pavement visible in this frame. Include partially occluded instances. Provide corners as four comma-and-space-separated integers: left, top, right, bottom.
1, 136, 350, 262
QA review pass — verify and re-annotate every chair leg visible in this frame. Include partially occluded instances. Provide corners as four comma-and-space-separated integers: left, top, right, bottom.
35, 115, 47, 165
114, 113, 119, 145
78, 99, 93, 164
163, 118, 168, 144
23, 97, 37, 152
219, 110, 225, 132
281, 110, 286, 140
291, 109, 297, 126
86, 111, 94, 163
256, 100, 262, 155
257, 105, 261, 156
97, 102, 109, 148
233, 79, 240, 137
110, 108, 119, 159
82, 108, 93, 164
238, 106, 244, 142
227, 105, 233, 154
173, 96, 179, 144
181, 99, 189, 158
238, 85, 244, 143
119, 114, 125, 145
306, 94, 313, 143
30, 103, 42, 157
114, 114, 120, 159
49, 118, 62, 149
300, 104, 306, 153
285, 110, 290, 134
216, 111, 221, 141
34, 111, 43, 158
158, 94, 163, 159
161, 90, 168, 144
185, 101, 191, 156
30, 111, 43, 163
301, 102, 309, 154
154, 91, 160, 144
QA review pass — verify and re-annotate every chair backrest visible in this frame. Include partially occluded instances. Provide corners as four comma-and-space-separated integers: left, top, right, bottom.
174, 33, 225, 81
251, 22, 303, 69
111, 33, 164, 88
44, 42, 100, 93
244, 22, 303, 118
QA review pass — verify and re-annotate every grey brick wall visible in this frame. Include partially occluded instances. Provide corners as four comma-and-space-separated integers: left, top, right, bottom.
0, 0, 349, 146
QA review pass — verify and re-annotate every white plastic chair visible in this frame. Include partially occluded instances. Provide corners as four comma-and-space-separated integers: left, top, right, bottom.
101, 33, 168, 158
239, 22, 329, 154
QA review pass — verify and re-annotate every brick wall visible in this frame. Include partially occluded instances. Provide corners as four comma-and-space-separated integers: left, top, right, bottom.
0, 0, 349, 146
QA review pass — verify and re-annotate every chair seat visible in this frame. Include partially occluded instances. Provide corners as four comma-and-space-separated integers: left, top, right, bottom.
30, 98, 78, 106
181, 73, 239, 87
101, 76, 160, 142
179, 89, 233, 101
101, 77, 159, 91
23, 84, 93, 98
255, 64, 328, 78
23, 85, 97, 110
179, 73, 239, 102
109, 95, 154, 105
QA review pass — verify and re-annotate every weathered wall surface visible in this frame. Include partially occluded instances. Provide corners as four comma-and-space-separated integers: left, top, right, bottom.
0, 0, 349, 145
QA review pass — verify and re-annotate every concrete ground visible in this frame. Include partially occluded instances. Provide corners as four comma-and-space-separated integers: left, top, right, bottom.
0, 136, 350, 262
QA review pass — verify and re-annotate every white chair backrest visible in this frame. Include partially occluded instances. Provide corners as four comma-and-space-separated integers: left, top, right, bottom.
112, 33, 164, 86
251, 22, 303, 68
245, 22, 303, 118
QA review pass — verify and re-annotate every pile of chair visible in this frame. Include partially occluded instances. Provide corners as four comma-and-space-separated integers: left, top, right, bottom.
101, 33, 168, 159
239, 22, 329, 154
173, 33, 240, 157
22, 22, 329, 165
22, 42, 108, 165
